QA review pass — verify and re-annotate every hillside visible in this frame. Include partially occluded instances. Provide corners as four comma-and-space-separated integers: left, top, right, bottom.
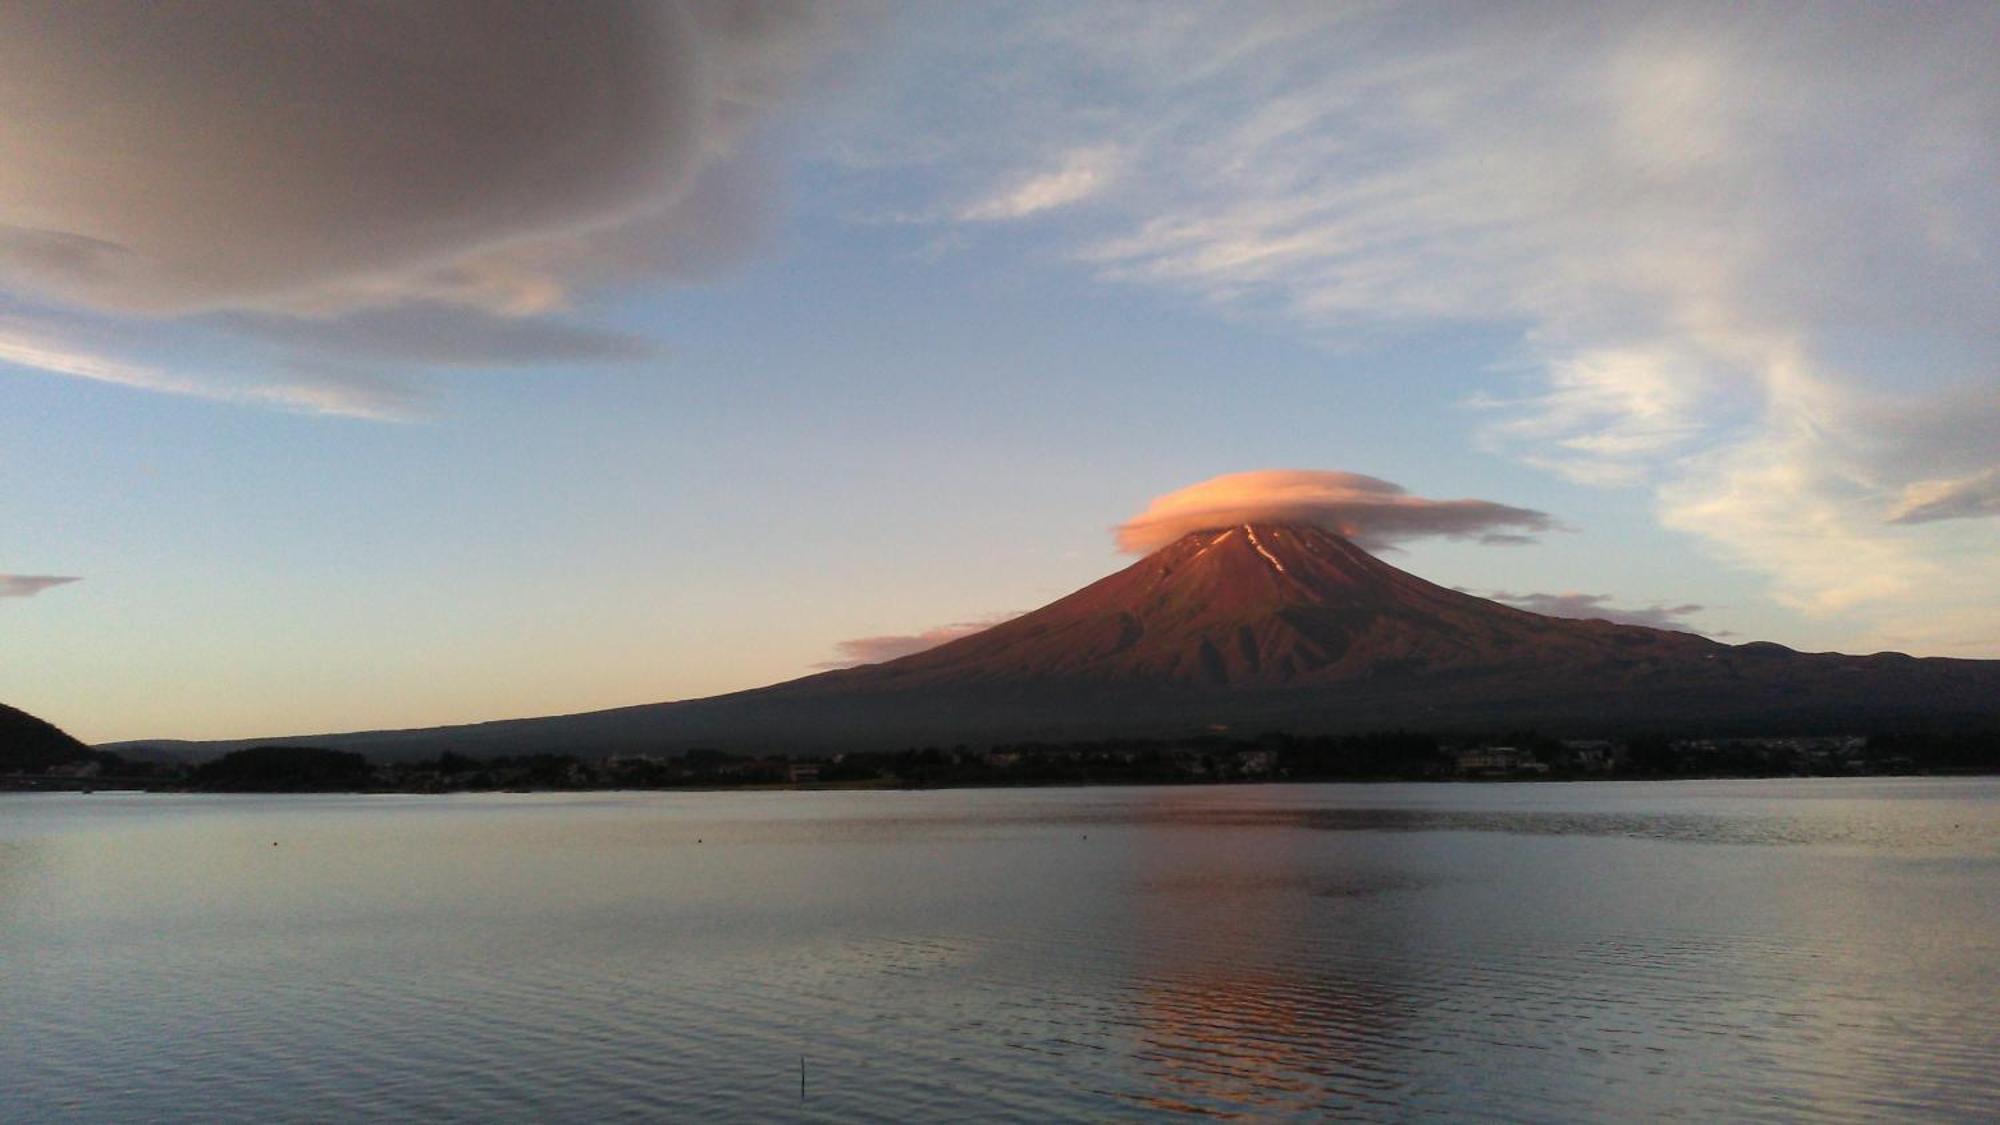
1, 703, 94, 772
108, 525, 2000, 760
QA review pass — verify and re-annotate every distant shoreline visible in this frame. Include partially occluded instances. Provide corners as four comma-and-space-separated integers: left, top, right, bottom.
9, 767, 1998, 797
14, 729, 1997, 795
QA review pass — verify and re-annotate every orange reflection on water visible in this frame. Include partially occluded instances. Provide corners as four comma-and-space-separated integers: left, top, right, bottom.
1117, 788, 1409, 1117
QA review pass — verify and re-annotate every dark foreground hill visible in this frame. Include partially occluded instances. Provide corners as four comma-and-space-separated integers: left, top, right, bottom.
110, 525, 2000, 761
1, 702, 93, 772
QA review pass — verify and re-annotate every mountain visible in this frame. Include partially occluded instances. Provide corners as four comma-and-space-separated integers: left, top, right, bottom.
1, 702, 93, 772
109, 524, 2000, 760
818, 523, 1720, 689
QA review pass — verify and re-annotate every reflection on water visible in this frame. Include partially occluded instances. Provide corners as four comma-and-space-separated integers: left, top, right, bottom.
1, 780, 1995, 1121
1123, 789, 1415, 1118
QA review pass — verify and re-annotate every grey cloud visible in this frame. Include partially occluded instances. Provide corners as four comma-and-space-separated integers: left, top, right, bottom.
0, 229, 136, 291
0, 1, 845, 316
465, 149, 790, 299
0, 1, 854, 413
1481, 590, 1711, 633
218, 306, 655, 368
1, 575, 80, 599
819, 613, 1020, 668
1857, 387, 2000, 492
1888, 468, 2000, 525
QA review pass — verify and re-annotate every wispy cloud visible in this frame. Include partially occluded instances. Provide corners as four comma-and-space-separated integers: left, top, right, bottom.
960, 147, 1120, 221
1888, 468, 2000, 526
0, 325, 206, 397
1, 574, 80, 599
215, 305, 654, 369
819, 613, 1020, 668
852, 1, 2000, 649
0, 316, 415, 420
1117, 470, 1556, 553
1468, 345, 1723, 487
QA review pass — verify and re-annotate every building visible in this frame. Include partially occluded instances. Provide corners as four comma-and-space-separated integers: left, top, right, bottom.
1454, 746, 1547, 776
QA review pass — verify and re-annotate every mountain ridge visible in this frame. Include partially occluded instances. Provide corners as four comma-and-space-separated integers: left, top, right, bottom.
103, 524, 2000, 760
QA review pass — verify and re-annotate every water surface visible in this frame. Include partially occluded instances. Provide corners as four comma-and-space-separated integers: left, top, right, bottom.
4, 780, 1995, 1120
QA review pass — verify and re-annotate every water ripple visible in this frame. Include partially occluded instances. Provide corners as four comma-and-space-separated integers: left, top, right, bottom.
2, 782, 1995, 1121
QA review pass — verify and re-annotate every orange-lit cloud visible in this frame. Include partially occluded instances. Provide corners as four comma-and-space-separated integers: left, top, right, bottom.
1116, 470, 1555, 553
820, 613, 1019, 668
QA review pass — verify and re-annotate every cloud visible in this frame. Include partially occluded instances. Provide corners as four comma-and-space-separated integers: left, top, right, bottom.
1888, 468, 2000, 526
0, 314, 415, 420
1, 575, 80, 599
216, 306, 654, 368
819, 613, 1020, 667
0, 321, 201, 395
849, 1, 2000, 649
960, 147, 1120, 221
0, 1, 853, 415
0, 1, 841, 315
1116, 470, 1556, 553
1467, 345, 1724, 487
251, 364, 432, 422
1480, 590, 1711, 633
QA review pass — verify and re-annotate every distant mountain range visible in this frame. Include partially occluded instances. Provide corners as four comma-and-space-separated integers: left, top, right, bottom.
104, 523, 2000, 761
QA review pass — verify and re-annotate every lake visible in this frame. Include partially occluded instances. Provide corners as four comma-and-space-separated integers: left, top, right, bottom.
3, 780, 1996, 1121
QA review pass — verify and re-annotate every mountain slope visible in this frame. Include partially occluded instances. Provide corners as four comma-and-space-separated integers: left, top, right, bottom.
109, 525, 2000, 760
810, 524, 1722, 690
1, 703, 93, 772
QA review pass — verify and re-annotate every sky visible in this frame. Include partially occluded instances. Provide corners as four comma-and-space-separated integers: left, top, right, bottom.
4, 1, 1997, 743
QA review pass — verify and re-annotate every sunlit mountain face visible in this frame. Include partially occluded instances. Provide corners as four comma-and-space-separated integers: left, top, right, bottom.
818, 523, 1726, 689
105, 525, 2000, 761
